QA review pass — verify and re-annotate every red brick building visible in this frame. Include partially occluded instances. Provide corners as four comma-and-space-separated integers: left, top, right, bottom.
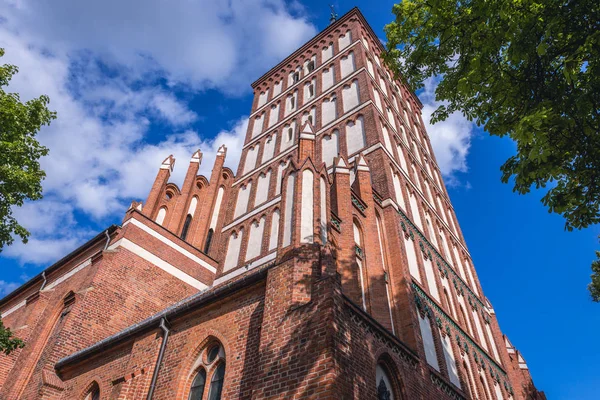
0, 8, 544, 400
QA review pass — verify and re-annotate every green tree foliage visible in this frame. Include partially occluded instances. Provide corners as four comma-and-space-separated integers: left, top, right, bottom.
590, 248, 600, 302
0, 317, 23, 355
0, 48, 55, 352
384, 0, 599, 297
0, 48, 55, 249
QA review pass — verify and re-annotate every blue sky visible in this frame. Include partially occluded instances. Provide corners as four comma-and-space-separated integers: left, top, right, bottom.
0, 1, 597, 398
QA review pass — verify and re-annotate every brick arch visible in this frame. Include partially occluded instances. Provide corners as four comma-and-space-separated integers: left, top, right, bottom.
195, 176, 209, 190
374, 351, 408, 400
221, 167, 234, 181
174, 329, 231, 399
165, 182, 181, 196
78, 379, 101, 400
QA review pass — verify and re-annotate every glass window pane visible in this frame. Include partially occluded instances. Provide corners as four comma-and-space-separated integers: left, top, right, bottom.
207, 345, 220, 364
189, 369, 206, 400
208, 363, 225, 400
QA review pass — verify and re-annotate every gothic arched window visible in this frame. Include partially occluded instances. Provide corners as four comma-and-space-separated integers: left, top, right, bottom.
188, 341, 226, 400
208, 363, 225, 400
181, 214, 192, 241
376, 363, 395, 400
188, 369, 206, 400
84, 382, 100, 400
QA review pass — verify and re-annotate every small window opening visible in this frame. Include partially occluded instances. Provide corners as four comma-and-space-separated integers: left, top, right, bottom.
181, 214, 192, 241
293, 72, 299, 83
307, 61, 315, 73
287, 127, 293, 141
309, 83, 314, 97
204, 229, 214, 253
207, 345, 220, 363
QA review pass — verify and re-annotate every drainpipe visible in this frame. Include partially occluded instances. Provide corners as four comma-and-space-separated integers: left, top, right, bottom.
39, 271, 47, 291
103, 229, 111, 250
146, 317, 170, 400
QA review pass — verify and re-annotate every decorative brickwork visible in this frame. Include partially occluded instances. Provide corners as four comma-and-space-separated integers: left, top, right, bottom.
0, 7, 544, 400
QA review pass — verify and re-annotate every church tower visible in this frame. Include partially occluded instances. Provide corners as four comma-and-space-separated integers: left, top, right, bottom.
210, 8, 542, 399
0, 8, 544, 400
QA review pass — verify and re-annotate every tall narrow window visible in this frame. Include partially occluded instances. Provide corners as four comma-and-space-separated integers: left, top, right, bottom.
255, 170, 271, 206
273, 80, 282, 96
463, 360, 478, 399
405, 232, 421, 282
181, 214, 192, 241
246, 217, 266, 261
320, 177, 328, 244
269, 209, 280, 250
322, 43, 333, 62
426, 216, 438, 249
338, 30, 352, 49
322, 66, 335, 90
321, 130, 339, 167
204, 229, 214, 253
234, 182, 252, 218
409, 191, 423, 230
224, 230, 243, 272
243, 145, 259, 174
441, 333, 461, 388
300, 170, 314, 243
424, 257, 440, 301
322, 95, 337, 125
340, 52, 355, 78
155, 207, 167, 226
376, 363, 396, 400
281, 123, 295, 151
307, 60, 315, 73
342, 80, 360, 112
345, 116, 366, 156
353, 221, 367, 310
418, 310, 440, 371
268, 103, 279, 127
480, 373, 493, 400
209, 187, 224, 231
251, 113, 264, 137
282, 173, 296, 247
262, 134, 276, 163
189, 369, 206, 400
208, 363, 225, 400
392, 173, 405, 210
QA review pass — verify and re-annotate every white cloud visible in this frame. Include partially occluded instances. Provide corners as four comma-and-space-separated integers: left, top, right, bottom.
1, 0, 317, 93
0, 0, 316, 266
419, 76, 473, 185
0, 280, 20, 296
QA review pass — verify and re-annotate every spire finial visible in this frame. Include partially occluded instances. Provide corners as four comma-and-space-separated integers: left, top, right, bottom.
329, 5, 338, 24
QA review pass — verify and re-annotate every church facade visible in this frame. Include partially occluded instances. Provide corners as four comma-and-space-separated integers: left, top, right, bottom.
0, 8, 544, 400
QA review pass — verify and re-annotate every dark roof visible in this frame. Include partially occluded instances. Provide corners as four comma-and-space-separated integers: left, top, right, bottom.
0, 225, 119, 308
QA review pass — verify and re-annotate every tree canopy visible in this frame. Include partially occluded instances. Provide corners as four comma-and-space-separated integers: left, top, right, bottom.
0, 47, 55, 352
384, 0, 599, 298
0, 48, 55, 249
